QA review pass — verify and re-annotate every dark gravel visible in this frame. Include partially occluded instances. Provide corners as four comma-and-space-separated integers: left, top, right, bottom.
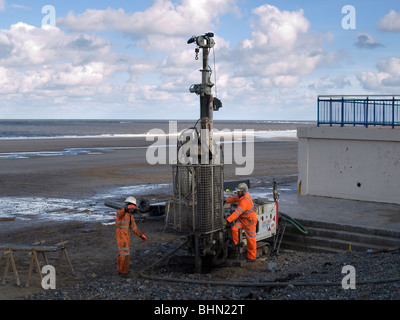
28, 239, 400, 301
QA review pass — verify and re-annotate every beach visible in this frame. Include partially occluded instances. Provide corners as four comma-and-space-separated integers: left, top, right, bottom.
0, 136, 298, 300
0, 136, 299, 198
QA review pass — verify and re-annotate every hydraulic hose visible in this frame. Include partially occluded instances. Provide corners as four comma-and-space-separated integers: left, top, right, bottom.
140, 242, 400, 288
280, 212, 309, 235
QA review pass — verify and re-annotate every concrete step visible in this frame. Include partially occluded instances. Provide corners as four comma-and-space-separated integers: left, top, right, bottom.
291, 217, 400, 239
305, 226, 400, 248
279, 218, 400, 253
280, 240, 344, 254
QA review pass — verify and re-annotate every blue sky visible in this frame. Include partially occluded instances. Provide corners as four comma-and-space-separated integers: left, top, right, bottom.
0, 0, 400, 120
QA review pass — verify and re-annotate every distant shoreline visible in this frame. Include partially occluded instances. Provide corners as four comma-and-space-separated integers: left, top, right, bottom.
0, 119, 313, 140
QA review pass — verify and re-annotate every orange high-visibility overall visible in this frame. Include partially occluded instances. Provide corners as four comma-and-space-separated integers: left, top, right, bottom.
115, 205, 144, 274
226, 192, 257, 260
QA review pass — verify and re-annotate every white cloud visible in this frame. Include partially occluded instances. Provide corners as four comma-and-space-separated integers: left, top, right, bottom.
231, 4, 331, 82
58, 0, 238, 36
56, 0, 239, 57
10, 3, 31, 10
0, 2, 338, 120
208, 3, 335, 118
378, 10, 400, 32
357, 57, 400, 90
0, 22, 131, 109
0, 66, 22, 93
0, 22, 114, 68
308, 76, 352, 92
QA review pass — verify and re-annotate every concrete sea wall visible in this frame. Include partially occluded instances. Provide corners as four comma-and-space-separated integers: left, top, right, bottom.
297, 126, 400, 205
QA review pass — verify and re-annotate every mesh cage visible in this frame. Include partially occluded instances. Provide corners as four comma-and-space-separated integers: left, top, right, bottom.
170, 164, 224, 233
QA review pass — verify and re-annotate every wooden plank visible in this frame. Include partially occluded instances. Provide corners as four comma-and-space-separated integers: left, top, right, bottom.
2, 251, 21, 286
11, 251, 21, 287
62, 249, 75, 275
1, 243, 75, 286
26, 252, 35, 287
0, 217, 16, 222
26, 250, 43, 287
2, 252, 10, 285
31, 240, 46, 245
0, 244, 65, 252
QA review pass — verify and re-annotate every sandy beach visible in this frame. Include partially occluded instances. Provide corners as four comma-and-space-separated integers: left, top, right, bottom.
0, 137, 298, 300
0, 137, 298, 198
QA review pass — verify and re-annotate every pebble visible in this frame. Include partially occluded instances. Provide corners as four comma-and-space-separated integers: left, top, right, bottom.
27, 249, 400, 300
266, 261, 278, 272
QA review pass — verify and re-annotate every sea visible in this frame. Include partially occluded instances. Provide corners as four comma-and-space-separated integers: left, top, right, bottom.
0, 119, 314, 140
0, 119, 311, 223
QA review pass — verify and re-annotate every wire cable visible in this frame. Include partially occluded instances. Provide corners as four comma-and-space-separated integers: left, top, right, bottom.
212, 47, 218, 98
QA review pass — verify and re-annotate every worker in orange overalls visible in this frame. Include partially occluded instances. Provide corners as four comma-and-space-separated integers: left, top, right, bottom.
116, 196, 147, 276
226, 183, 257, 262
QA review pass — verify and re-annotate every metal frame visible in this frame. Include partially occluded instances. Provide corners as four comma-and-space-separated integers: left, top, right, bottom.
171, 163, 224, 234
317, 95, 400, 128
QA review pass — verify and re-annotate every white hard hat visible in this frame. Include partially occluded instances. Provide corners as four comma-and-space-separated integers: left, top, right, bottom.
236, 183, 248, 193
125, 196, 137, 205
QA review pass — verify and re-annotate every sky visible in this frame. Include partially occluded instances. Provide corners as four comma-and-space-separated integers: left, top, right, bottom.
0, 0, 400, 121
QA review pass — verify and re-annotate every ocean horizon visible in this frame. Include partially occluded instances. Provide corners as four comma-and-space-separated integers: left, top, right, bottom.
0, 119, 315, 140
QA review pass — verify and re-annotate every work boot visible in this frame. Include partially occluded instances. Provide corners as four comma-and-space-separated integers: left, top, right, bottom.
118, 272, 128, 278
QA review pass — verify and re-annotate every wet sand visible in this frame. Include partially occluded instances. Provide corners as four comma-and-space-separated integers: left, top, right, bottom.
0, 137, 298, 198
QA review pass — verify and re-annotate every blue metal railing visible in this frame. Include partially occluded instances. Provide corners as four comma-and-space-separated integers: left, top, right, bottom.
317, 95, 400, 128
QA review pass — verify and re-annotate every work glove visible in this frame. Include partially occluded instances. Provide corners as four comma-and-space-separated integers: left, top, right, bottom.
140, 234, 147, 242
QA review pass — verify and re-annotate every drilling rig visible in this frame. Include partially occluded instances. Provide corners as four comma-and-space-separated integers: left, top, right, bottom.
170, 33, 279, 273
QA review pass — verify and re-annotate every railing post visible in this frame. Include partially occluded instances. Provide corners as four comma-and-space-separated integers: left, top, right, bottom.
365, 97, 369, 128
329, 98, 333, 127
383, 101, 386, 127
393, 96, 395, 129
373, 101, 376, 126
317, 96, 320, 127
341, 97, 344, 127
